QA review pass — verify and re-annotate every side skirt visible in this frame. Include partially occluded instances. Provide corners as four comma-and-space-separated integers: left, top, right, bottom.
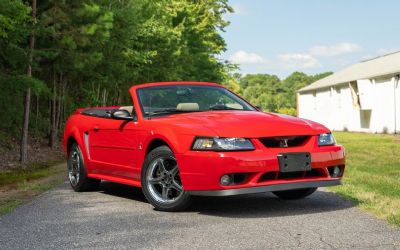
87, 173, 142, 188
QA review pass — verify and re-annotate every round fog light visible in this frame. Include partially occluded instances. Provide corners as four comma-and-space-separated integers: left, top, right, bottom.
332, 166, 341, 177
220, 174, 232, 186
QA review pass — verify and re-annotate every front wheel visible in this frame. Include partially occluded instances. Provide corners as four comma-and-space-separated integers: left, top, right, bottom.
272, 188, 317, 200
67, 143, 100, 192
141, 146, 191, 211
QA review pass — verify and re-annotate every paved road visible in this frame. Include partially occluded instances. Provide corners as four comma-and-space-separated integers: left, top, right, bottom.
0, 181, 399, 250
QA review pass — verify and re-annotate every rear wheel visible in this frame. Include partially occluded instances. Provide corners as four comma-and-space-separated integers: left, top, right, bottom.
68, 143, 100, 192
141, 146, 191, 211
272, 188, 317, 200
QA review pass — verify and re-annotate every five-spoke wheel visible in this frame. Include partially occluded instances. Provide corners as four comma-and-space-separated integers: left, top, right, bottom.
146, 157, 184, 203
141, 146, 191, 211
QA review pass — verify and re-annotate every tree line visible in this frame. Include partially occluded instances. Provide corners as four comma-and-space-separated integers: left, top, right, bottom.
227, 72, 332, 116
1, 0, 330, 165
0, 0, 233, 163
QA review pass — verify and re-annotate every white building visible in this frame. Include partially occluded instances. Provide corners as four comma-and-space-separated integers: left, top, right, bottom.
297, 51, 400, 134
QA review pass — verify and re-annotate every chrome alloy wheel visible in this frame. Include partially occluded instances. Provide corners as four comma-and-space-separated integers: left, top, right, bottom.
146, 157, 184, 204
68, 149, 80, 186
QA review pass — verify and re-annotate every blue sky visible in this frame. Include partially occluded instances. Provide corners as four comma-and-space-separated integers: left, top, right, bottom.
222, 0, 400, 78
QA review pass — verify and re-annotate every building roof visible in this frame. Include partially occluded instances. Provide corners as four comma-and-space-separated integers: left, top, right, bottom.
298, 51, 400, 92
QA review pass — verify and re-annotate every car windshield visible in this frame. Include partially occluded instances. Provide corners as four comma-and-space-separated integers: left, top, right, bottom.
137, 85, 256, 117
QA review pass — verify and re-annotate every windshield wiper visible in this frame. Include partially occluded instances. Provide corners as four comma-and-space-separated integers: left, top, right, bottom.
208, 104, 242, 111
146, 108, 199, 117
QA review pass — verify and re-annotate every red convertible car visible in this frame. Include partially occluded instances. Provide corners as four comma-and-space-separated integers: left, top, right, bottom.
63, 82, 345, 211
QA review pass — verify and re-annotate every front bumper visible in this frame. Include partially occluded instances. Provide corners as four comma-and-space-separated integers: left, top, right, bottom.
176, 141, 345, 194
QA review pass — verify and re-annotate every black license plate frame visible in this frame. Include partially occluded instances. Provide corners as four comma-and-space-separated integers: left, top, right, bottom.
277, 152, 312, 172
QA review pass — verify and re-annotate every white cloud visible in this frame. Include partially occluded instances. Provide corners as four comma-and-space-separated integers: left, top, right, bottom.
278, 53, 321, 69
229, 51, 320, 71
229, 50, 269, 65
309, 42, 361, 57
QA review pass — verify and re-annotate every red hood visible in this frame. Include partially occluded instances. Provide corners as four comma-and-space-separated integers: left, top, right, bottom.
154, 111, 329, 138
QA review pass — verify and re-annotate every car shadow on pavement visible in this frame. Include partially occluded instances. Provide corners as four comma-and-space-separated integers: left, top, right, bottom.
99, 181, 148, 203
188, 191, 354, 218
97, 181, 354, 218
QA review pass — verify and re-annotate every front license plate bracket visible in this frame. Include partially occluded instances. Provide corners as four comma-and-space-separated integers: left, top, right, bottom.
277, 152, 312, 172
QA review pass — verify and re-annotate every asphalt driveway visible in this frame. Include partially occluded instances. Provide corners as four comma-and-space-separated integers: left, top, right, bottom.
0, 180, 399, 249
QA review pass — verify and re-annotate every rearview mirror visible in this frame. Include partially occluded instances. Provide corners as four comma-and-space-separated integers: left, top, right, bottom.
111, 109, 134, 121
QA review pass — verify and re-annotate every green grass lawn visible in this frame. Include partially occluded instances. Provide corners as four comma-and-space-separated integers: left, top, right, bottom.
331, 132, 400, 226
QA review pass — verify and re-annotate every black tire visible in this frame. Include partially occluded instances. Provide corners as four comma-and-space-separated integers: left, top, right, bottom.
67, 143, 100, 192
272, 188, 317, 200
141, 146, 191, 211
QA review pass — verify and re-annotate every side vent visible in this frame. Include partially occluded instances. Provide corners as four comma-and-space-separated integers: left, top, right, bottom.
84, 132, 90, 159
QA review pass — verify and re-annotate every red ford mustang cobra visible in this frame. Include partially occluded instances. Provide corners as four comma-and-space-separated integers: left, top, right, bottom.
63, 82, 345, 211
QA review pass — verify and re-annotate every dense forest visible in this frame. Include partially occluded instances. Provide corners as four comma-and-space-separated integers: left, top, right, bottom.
0, 0, 234, 163
0, 0, 329, 165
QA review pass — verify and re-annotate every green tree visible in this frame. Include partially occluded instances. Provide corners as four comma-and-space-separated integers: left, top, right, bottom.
0, 0, 236, 165
236, 71, 333, 115
0, 0, 46, 161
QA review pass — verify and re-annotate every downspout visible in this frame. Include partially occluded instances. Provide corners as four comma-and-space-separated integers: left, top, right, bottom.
296, 92, 299, 117
395, 75, 399, 134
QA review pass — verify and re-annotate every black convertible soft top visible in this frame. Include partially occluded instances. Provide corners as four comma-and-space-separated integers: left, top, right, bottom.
81, 108, 117, 118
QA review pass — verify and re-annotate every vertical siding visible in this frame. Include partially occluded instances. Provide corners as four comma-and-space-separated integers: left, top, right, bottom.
298, 76, 399, 134
396, 76, 400, 133
370, 77, 395, 133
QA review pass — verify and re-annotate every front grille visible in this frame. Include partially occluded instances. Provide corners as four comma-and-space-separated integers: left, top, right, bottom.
259, 136, 310, 148
258, 169, 326, 182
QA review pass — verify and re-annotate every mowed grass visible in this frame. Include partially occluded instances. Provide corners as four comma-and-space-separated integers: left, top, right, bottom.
330, 132, 400, 226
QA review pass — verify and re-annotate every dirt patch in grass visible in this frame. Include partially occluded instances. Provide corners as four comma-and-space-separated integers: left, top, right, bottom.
0, 163, 67, 215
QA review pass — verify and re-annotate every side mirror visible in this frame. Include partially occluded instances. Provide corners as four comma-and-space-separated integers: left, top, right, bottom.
255, 105, 263, 111
111, 109, 134, 121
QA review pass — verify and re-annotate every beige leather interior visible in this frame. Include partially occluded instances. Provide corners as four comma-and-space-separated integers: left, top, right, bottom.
176, 103, 199, 111
119, 106, 134, 114
226, 103, 243, 110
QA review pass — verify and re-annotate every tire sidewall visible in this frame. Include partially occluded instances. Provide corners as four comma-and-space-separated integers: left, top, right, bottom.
68, 143, 89, 192
141, 146, 190, 211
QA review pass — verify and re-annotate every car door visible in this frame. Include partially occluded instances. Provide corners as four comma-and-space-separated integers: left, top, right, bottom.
88, 109, 140, 180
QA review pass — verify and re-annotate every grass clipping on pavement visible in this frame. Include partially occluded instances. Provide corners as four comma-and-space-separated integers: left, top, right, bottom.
331, 132, 400, 226
0, 163, 66, 215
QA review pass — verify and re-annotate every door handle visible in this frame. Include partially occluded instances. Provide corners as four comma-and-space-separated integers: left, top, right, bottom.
93, 126, 100, 132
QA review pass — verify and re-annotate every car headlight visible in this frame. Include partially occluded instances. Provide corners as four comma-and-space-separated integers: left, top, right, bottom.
192, 137, 255, 151
318, 133, 336, 146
